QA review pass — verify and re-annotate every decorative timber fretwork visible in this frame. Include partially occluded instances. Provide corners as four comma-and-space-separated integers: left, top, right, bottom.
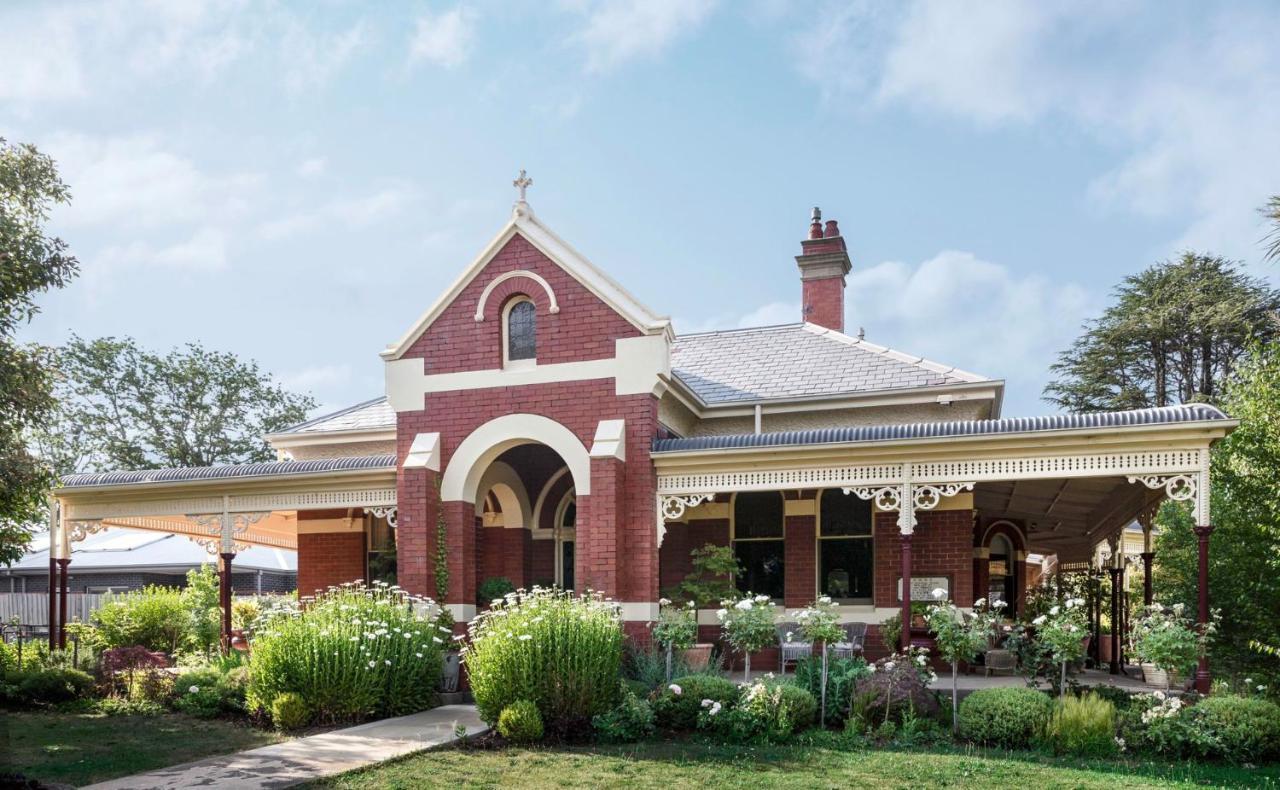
655, 494, 717, 547
1127, 474, 1195, 501
190, 511, 270, 554
913, 482, 976, 510
67, 520, 108, 543
369, 506, 398, 528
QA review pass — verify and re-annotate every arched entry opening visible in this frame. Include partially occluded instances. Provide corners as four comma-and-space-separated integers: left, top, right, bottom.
441, 414, 592, 612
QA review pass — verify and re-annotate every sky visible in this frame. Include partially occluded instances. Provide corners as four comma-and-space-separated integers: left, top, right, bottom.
5, 0, 1280, 419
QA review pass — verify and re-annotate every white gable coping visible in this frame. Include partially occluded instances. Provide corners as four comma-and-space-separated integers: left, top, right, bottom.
382, 206, 672, 361
403, 432, 441, 471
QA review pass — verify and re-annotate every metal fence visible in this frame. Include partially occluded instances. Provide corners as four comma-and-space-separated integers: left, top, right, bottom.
0, 592, 104, 626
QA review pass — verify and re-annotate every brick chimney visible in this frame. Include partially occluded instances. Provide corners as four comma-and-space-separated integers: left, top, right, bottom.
795, 207, 851, 332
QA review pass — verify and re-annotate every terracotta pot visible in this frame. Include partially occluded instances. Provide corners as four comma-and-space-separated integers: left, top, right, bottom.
1142, 662, 1169, 688
1099, 633, 1113, 664
679, 644, 714, 670
229, 629, 249, 654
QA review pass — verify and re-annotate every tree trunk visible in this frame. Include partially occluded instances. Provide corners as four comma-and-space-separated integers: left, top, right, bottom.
744, 651, 751, 683
951, 661, 959, 731
665, 643, 673, 683
1060, 660, 1067, 696
820, 645, 829, 726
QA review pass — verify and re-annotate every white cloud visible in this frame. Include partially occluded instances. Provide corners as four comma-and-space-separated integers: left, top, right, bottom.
0, 5, 85, 101
571, 0, 720, 73
45, 133, 261, 230
408, 7, 475, 69
296, 157, 328, 178
280, 20, 367, 92
258, 185, 418, 241
89, 227, 229, 291
794, 1, 1280, 265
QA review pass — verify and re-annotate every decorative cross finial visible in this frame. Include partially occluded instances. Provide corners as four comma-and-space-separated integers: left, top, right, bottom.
513, 169, 533, 202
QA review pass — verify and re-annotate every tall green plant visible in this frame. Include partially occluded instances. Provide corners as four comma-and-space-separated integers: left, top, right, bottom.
182, 564, 221, 655
93, 585, 187, 654
247, 582, 444, 725
795, 596, 843, 725
434, 477, 450, 603
463, 588, 623, 736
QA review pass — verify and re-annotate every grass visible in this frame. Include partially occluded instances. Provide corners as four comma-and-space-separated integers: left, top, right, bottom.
0, 709, 285, 787
308, 737, 1280, 789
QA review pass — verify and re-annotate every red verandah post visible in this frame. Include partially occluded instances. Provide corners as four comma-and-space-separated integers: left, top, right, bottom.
900, 533, 912, 651
1193, 525, 1214, 694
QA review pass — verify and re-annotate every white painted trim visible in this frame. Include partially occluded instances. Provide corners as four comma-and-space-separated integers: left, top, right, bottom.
382, 212, 671, 361
267, 427, 396, 450
475, 461, 532, 529
475, 269, 560, 321
620, 602, 658, 622
386, 334, 670, 411
441, 413, 592, 501
589, 419, 626, 460
531, 467, 571, 531
404, 432, 441, 471
447, 604, 477, 621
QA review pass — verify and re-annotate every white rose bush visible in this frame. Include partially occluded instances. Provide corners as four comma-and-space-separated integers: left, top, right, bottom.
1036, 596, 1088, 695
927, 592, 1003, 730
718, 594, 778, 681
794, 596, 844, 724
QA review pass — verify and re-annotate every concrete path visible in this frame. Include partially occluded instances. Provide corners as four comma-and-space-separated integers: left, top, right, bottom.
83, 704, 487, 790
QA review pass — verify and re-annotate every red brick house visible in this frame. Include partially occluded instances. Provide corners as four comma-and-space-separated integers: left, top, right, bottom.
49, 183, 1235, 688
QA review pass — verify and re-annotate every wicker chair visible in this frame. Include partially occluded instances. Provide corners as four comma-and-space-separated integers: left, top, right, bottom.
776, 622, 812, 673
830, 622, 868, 660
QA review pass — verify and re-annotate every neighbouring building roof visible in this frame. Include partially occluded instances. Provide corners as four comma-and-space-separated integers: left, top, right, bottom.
12, 527, 296, 573
59, 454, 397, 489
277, 396, 395, 434
670, 323, 989, 405
652, 403, 1230, 452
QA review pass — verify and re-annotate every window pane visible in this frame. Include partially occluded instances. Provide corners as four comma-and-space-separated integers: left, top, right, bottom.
820, 489, 872, 536
820, 538, 872, 601
507, 300, 536, 360
734, 540, 784, 600
734, 491, 783, 538
561, 540, 575, 591
561, 501, 576, 528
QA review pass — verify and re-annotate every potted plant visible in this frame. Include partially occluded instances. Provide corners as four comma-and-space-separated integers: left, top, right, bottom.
1133, 602, 1210, 691
667, 543, 741, 669
717, 593, 777, 680
652, 598, 698, 680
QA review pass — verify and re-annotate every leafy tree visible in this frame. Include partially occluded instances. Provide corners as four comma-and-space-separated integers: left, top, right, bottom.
1264, 196, 1280, 264
0, 138, 79, 564
1154, 343, 1280, 692
1045, 254, 1280, 411
33, 335, 316, 473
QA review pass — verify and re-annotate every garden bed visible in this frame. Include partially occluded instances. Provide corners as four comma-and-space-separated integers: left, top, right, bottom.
304, 737, 1280, 789
0, 709, 285, 787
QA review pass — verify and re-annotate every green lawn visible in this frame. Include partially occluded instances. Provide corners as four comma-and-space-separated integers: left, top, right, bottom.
310, 739, 1280, 790
0, 709, 285, 787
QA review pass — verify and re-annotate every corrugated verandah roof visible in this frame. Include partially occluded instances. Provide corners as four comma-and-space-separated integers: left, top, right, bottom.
59, 454, 397, 489
652, 404, 1229, 453
670, 322, 989, 405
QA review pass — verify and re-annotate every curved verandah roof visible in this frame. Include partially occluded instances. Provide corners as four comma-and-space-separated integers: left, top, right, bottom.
52, 454, 398, 553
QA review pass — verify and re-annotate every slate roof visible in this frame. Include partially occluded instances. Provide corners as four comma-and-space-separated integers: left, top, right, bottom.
278, 397, 395, 434
14, 527, 296, 572
670, 323, 989, 405
60, 454, 397, 489
652, 404, 1231, 453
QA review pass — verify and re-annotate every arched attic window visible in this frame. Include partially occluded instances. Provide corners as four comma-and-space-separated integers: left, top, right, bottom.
503, 296, 536, 366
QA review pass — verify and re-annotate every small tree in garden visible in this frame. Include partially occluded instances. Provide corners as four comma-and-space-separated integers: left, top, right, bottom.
795, 596, 844, 725
927, 591, 1002, 730
1132, 602, 1213, 691
717, 594, 777, 680
670, 544, 740, 612
1033, 596, 1088, 695
652, 599, 698, 682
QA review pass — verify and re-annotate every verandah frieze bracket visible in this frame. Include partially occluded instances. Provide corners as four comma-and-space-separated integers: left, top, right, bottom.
1126, 474, 1196, 501
656, 493, 718, 548
369, 506, 398, 528
67, 520, 107, 544
912, 482, 976, 511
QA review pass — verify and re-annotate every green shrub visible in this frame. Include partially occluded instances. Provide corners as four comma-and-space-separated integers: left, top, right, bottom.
1190, 694, 1280, 763
95, 696, 165, 716
93, 585, 189, 653
5, 668, 94, 707
848, 653, 938, 729
173, 667, 246, 718
181, 565, 222, 655
592, 691, 656, 742
127, 668, 174, 706
1086, 684, 1136, 712
271, 691, 310, 731
652, 674, 738, 731
701, 679, 817, 743
477, 577, 516, 606
498, 699, 544, 743
793, 656, 870, 726
247, 582, 443, 725
1118, 693, 1204, 758
1044, 692, 1117, 757
623, 678, 651, 700
465, 588, 622, 737
959, 687, 1053, 748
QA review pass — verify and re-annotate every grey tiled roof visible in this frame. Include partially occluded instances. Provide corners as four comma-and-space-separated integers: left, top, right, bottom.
60, 454, 396, 489
279, 397, 395, 434
652, 404, 1230, 453
671, 323, 988, 405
